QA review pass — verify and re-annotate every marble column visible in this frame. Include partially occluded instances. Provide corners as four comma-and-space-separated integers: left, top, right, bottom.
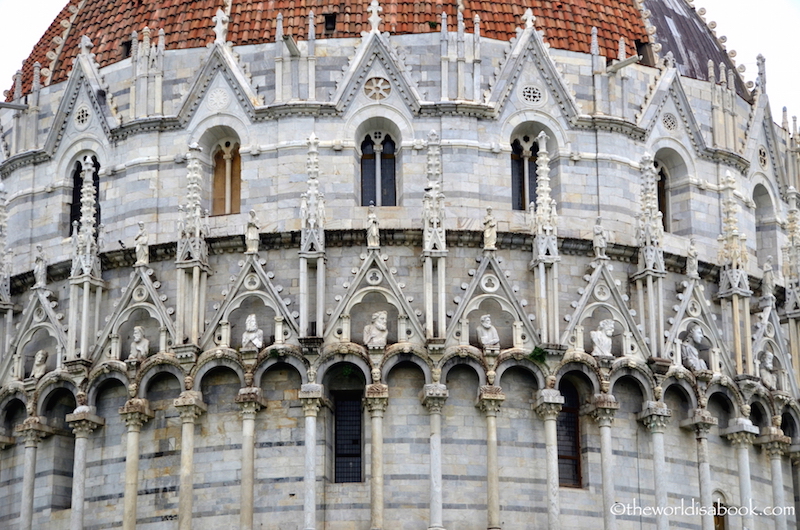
759, 434, 792, 530
722, 419, 759, 530
236, 387, 267, 530
589, 394, 619, 530
680, 409, 718, 530
478, 385, 505, 530
174, 390, 207, 530
299, 383, 323, 530
15, 420, 53, 530
66, 410, 105, 530
535, 388, 564, 530
366, 383, 389, 530
119, 399, 153, 530
638, 402, 671, 530
422, 382, 449, 530
790, 447, 800, 526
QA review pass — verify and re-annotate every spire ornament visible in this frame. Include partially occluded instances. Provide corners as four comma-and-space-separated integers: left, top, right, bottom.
636, 153, 665, 273
301, 133, 325, 254
423, 131, 445, 253
71, 156, 101, 278
530, 131, 558, 263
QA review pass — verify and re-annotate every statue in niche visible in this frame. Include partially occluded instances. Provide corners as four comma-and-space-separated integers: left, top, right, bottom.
11, 353, 21, 381
366, 205, 380, 248
129, 326, 150, 361
31, 349, 48, 379
589, 319, 615, 357
483, 208, 497, 250
759, 349, 777, 390
593, 217, 608, 259
686, 238, 699, 279
363, 310, 388, 348
245, 210, 260, 254
681, 322, 709, 372
33, 244, 46, 288
477, 314, 500, 348
241, 314, 264, 350
762, 255, 775, 298
134, 222, 149, 265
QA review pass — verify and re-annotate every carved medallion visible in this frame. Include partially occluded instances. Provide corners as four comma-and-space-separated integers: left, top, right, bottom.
207, 88, 231, 111
364, 77, 391, 100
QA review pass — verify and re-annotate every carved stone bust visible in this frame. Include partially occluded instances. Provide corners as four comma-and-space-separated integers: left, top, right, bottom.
242, 314, 264, 350
363, 310, 388, 348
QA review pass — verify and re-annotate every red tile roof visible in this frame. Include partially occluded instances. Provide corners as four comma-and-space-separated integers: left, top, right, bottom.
8, 0, 648, 101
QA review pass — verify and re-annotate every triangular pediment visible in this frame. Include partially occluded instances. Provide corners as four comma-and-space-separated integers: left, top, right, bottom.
325, 249, 424, 346
751, 303, 798, 396
561, 259, 649, 360
485, 24, 581, 121
445, 252, 538, 351
43, 57, 118, 155
743, 96, 788, 190
639, 68, 707, 155
91, 266, 176, 361
664, 278, 735, 377
200, 253, 299, 351
177, 43, 262, 126
332, 32, 421, 114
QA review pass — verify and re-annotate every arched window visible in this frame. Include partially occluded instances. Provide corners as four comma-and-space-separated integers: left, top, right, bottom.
212, 140, 241, 215
653, 159, 670, 232
361, 132, 396, 207
511, 136, 537, 210
557, 380, 581, 487
69, 156, 100, 236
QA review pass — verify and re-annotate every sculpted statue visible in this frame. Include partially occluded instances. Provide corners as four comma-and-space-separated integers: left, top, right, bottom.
483, 208, 497, 250
129, 326, 150, 361
593, 217, 607, 259
245, 210, 260, 254
477, 314, 500, 348
33, 244, 46, 288
31, 349, 48, 379
363, 310, 388, 348
686, 238, 699, 279
762, 255, 775, 298
681, 322, 709, 372
760, 349, 777, 390
134, 221, 149, 265
589, 319, 615, 357
366, 205, 380, 248
242, 314, 264, 350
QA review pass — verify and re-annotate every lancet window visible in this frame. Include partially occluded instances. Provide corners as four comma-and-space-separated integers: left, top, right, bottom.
212, 139, 241, 215
333, 390, 363, 483
510, 134, 538, 210
68, 155, 100, 236
361, 131, 396, 207
557, 380, 581, 487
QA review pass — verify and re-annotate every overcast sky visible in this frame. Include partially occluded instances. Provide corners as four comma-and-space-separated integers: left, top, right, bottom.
0, 0, 798, 127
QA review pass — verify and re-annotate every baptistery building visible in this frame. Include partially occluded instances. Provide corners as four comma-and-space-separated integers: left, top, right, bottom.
0, 0, 799, 529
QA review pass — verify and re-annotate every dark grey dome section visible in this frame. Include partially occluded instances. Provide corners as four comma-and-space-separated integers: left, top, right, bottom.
643, 0, 750, 100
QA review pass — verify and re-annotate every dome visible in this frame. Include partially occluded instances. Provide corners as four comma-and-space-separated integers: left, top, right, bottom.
8, 0, 745, 100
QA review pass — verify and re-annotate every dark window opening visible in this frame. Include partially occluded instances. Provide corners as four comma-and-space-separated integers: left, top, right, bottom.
360, 133, 396, 207
557, 380, 581, 487
657, 165, 669, 232
121, 40, 132, 58
334, 391, 363, 483
635, 40, 656, 67
324, 14, 337, 33
69, 156, 101, 237
511, 137, 537, 211
713, 502, 727, 530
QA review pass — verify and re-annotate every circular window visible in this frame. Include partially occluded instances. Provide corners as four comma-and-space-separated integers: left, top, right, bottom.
364, 77, 391, 100
521, 85, 544, 105
74, 106, 90, 130
758, 146, 768, 169
662, 113, 678, 131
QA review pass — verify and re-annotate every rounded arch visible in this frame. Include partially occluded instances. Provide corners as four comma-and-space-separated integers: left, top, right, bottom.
748, 398, 771, 429
554, 361, 601, 396
314, 354, 372, 387
647, 140, 696, 179
193, 356, 246, 390
87, 368, 129, 408
440, 354, 487, 388
253, 352, 309, 386
221, 291, 284, 323
661, 377, 699, 411
189, 116, 250, 148
495, 357, 546, 390
705, 385, 742, 424
56, 137, 108, 184
136, 361, 185, 398
381, 349, 431, 384
36, 378, 78, 417
608, 366, 656, 403
781, 406, 799, 442
752, 179, 780, 268
346, 106, 412, 153
501, 109, 569, 152
0, 389, 27, 420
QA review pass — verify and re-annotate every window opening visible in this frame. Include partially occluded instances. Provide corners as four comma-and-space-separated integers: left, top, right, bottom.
361, 132, 396, 207
511, 135, 537, 211
557, 380, 581, 487
212, 140, 241, 215
654, 160, 670, 232
324, 13, 337, 33
69, 156, 101, 236
334, 391, 363, 483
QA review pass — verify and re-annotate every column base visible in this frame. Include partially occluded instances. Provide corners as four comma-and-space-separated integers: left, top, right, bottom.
428, 526, 446, 530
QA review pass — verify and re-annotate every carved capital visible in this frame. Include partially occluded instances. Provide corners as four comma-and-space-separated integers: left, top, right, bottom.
585, 394, 619, 427
726, 431, 756, 448
477, 385, 505, 416
638, 401, 672, 433
66, 411, 105, 438
534, 389, 564, 421
763, 439, 791, 458
236, 388, 267, 419
720, 417, 759, 447
299, 383, 324, 417
421, 383, 449, 414
119, 398, 153, 430
174, 390, 207, 423
365, 395, 388, 417
679, 408, 718, 438
15, 420, 54, 447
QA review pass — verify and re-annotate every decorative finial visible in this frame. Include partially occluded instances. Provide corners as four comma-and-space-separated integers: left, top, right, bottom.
617, 37, 626, 61
213, 8, 230, 43
79, 35, 93, 56
368, 0, 383, 34
522, 8, 535, 29
756, 54, 766, 93
590, 27, 599, 56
